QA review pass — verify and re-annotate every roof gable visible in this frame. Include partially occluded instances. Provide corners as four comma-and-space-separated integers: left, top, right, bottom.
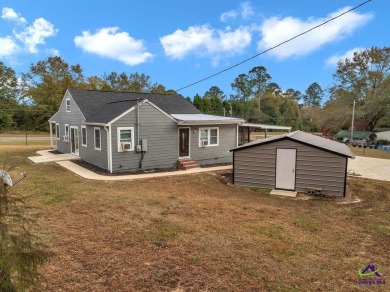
67, 88, 201, 123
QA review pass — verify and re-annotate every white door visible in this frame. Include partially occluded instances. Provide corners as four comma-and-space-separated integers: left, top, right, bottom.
275, 148, 296, 190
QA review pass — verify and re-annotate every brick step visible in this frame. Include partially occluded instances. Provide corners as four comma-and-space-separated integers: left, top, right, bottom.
177, 159, 199, 170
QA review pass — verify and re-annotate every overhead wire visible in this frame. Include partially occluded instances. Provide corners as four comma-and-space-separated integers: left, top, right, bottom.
176, 0, 372, 92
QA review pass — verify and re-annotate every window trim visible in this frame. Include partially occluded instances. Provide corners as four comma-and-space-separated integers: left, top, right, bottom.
63, 124, 69, 142
94, 127, 101, 151
65, 98, 71, 112
56, 123, 60, 140
199, 127, 219, 147
81, 126, 87, 147
117, 127, 135, 152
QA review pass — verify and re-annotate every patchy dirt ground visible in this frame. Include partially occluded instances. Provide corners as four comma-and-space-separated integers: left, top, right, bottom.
3, 145, 390, 291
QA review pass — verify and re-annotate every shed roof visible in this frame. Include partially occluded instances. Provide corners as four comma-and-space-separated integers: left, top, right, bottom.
231, 130, 355, 158
68, 88, 201, 123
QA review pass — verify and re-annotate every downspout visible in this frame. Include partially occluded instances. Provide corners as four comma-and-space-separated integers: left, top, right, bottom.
137, 98, 140, 146
137, 99, 145, 169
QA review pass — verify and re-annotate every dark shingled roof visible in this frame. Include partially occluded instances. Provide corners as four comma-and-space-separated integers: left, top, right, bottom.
68, 88, 201, 123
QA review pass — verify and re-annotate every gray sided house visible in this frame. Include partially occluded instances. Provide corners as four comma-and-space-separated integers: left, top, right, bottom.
49, 89, 244, 173
231, 131, 355, 197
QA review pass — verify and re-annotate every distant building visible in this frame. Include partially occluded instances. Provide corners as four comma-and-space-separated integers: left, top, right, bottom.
335, 130, 376, 141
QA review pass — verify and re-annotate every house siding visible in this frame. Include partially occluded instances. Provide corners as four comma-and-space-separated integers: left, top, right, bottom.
111, 103, 178, 172
189, 124, 237, 165
234, 139, 346, 197
81, 126, 108, 170
50, 91, 85, 154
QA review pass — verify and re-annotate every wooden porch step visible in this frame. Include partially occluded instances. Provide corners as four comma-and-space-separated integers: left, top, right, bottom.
177, 159, 199, 170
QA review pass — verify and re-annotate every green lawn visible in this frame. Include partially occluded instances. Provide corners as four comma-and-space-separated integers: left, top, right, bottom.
1, 143, 389, 291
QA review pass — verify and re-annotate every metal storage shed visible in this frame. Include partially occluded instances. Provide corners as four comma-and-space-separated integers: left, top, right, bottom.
230, 131, 355, 197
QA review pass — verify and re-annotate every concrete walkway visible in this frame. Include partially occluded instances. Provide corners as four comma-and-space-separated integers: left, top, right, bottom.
348, 156, 390, 182
28, 150, 80, 163
56, 161, 232, 181
29, 150, 389, 182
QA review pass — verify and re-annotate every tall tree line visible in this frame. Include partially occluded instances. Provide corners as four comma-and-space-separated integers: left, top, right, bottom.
0, 57, 175, 131
0, 46, 388, 133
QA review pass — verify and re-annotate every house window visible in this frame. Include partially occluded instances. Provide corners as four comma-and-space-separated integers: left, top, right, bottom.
117, 127, 134, 152
56, 123, 60, 140
66, 98, 71, 112
63, 124, 69, 142
81, 126, 87, 147
199, 127, 219, 147
94, 127, 101, 150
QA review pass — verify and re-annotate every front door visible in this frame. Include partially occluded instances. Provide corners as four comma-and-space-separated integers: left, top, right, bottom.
179, 128, 190, 158
71, 127, 79, 156
275, 148, 296, 190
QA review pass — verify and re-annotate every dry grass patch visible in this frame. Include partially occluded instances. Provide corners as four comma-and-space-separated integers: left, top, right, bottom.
1, 144, 389, 291
349, 145, 390, 159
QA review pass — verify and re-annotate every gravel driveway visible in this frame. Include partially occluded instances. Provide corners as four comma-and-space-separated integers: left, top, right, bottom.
348, 156, 390, 182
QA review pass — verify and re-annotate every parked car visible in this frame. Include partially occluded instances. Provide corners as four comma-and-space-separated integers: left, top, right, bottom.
351, 139, 368, 148
342, 137, 351, 145
369, 141, 378, 149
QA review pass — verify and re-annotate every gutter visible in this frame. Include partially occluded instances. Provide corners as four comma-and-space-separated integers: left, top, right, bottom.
176, 120, 245, 126
82, 122, 107, 126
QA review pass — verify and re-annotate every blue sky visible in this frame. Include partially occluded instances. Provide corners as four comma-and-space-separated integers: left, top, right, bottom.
0, 0, 388, 100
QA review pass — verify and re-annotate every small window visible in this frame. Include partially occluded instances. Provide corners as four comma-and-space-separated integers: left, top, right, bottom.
117, 127, 134, 152
94, 127, 101, 150
199, 127, 219, 147
56, 123, 60, 140
66, 98, 71, 112
81, 126, 87, 147
63, 124, 69, 142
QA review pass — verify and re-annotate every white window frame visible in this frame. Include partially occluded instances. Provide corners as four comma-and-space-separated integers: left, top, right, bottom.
199, 127, 219, 147
66, 98, 71, 112
94, 127, 101, 151
81, 126, 87, 147
117, 127, 134, 152
56, 123, 60, 140
63, 124, 69, 142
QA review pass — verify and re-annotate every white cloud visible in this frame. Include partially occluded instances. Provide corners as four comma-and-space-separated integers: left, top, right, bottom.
0, 7, 58, 56
257, 7, 373, 59
220, 2, 254, 22
0, 36, 19, 57
220, 10, 238, 22
240, 2, 254, 19
74, 27, 153, 66
1, 7, 26, 23
160, 25, 251, 63
326, 47, 365, 66
14, 18, 58, 53
46, 48, 60, 56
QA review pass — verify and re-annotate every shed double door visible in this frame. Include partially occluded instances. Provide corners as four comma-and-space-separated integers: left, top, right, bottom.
275, 148, 296, 190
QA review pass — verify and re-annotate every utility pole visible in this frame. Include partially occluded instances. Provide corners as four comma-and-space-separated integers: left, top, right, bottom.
258, 81, 261, 113
351, 100, 356, 142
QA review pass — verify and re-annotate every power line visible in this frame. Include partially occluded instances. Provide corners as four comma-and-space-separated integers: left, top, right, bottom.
176, 0, 372, 92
